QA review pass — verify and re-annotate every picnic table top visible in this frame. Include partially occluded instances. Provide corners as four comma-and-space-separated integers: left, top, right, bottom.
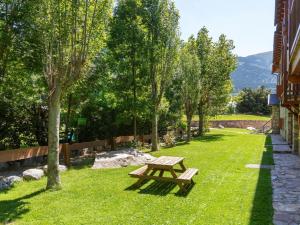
146, 156, 184, 167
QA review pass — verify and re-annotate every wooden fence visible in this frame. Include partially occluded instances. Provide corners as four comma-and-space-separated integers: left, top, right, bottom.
0, 135, 152, 167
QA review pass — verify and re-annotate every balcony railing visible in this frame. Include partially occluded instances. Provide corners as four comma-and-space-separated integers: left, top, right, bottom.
289, 0, 300, 55
285, 83, 300, 103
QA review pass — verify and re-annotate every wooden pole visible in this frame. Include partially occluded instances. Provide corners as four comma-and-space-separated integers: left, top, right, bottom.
63, 143, 71, 168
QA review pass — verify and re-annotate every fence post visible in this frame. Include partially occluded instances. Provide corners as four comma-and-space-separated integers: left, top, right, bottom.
141, 135, 145, 147
63, 143, 71, 168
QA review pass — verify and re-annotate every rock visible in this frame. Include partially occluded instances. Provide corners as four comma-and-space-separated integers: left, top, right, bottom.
0, 177, 11, 190
43, 165, 67, 174
245, 164, 274, 169
7, 175, 22, 184
22, 169, 44, 180
92, 148, 156, 169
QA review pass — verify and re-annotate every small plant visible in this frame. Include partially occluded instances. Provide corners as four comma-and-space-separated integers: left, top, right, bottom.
163, 131, 176, 147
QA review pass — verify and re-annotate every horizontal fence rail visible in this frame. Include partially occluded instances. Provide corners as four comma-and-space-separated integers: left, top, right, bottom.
0, 135, 152, 166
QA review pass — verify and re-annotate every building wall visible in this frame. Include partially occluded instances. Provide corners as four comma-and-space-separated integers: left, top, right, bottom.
292, 114, 299, 154
271, 105, 280, 134
280, 106, 288, 140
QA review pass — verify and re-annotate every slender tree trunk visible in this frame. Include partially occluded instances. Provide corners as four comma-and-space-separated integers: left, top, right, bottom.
65, 94, 72, 142
110, 109, 117, 151
151, 107, 159, 151
132, 64, 137, 141
198, 103, 204, 136
186, 114, 192, 142
47, 81, 62, 190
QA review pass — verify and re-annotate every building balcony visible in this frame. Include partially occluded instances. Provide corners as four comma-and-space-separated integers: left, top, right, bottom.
285, 83, 300, 104
289, 0, 300, 78
277, 84, 284, 98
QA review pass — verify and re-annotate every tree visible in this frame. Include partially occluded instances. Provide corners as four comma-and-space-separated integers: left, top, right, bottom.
0, 1, 47, 150
177, 37, 200, 142
195, 27, 213, 136
37, 0, 112, 190
108, 0, 146, 141
207, 34, 236, 116
142, 0, 180, 151
196, 28, 236, 135
236, 86, 271, 115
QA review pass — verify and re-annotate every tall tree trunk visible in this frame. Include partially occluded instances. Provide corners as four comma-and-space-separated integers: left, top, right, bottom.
65, 94, 72, 142
186, 115, 192, 142
198, 102, 204, 136
110, 109, 117, 151
151, 108, 159, 151
47, 81, 62, 190
132, 64, 137, 141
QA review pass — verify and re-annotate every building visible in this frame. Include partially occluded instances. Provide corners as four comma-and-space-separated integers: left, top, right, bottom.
272, 0, 300, 154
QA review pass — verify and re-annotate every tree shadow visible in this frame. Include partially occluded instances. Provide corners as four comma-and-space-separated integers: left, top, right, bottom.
0, 189, 45, 224
125, 180, 195, 197
193, 134, 229, 142
249, 135, 274, 225
70, 157, 95, 170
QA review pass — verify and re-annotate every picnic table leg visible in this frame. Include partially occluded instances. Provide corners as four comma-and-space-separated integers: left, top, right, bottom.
179, 161, 187, 172
169, 168, 178, 178
134, 166, 152, 187
150, 169, 158, 176
159, 170, 164, 177
169, 167, 186, 192
177, 182, 187, 192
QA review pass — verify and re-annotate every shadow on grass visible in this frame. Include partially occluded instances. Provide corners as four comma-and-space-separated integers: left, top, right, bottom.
70, 157, 95, 170
193, 134, 229, 142
0, 189, 45, 224
125, 180, 195, 197
249, 135, 274, 225
157, 134, 229, 150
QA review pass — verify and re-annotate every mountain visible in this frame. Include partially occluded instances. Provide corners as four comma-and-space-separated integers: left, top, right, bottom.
231, 51, 276, 93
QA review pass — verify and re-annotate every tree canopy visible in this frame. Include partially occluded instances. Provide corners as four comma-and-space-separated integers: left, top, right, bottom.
0, 0, 238, 189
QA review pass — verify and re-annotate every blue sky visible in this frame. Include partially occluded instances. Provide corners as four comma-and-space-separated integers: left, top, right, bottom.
174, 0, 275, 56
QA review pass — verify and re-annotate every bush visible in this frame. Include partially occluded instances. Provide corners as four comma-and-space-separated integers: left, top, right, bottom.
163, 131, 176, 147
236, 86, 271, 115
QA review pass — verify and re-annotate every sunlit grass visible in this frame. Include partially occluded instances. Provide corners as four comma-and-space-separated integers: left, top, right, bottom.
183, 114, 271, 122
0, 129, 273, 225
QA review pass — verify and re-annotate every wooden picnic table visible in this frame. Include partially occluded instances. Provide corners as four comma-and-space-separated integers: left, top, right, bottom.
129, 156, 198, 192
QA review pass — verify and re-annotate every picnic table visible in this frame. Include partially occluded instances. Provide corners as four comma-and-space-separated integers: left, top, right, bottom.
129, 156, 198, 192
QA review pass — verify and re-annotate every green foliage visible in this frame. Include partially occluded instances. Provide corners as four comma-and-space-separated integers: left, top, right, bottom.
178, 37, 201, 119
108, 0, 150, 137
236, 86, 271, 115
0, 1, 46, 149
176, 37, 200, 140
0, 1, 239, 151
195, 27, 237, 134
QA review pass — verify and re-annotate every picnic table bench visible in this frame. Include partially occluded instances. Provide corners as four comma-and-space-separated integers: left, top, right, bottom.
129, 156, 198, 192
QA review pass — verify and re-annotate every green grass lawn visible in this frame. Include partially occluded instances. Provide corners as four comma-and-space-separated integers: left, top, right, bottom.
209, 114, 271, 121
182, 114, 271, 122
0, 129, 273, 225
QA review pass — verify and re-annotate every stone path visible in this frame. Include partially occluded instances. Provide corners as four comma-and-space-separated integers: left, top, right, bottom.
245, 164, 274, 169
270, 134, 292, 153
271, 135, 300, 225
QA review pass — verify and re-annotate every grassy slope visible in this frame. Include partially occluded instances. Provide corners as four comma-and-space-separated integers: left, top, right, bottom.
183, 114, 271, 122
210, 114, 271, 121
0, 129, 273, 225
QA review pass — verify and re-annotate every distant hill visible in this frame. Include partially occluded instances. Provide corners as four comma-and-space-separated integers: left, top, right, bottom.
231, 51, 276, 93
